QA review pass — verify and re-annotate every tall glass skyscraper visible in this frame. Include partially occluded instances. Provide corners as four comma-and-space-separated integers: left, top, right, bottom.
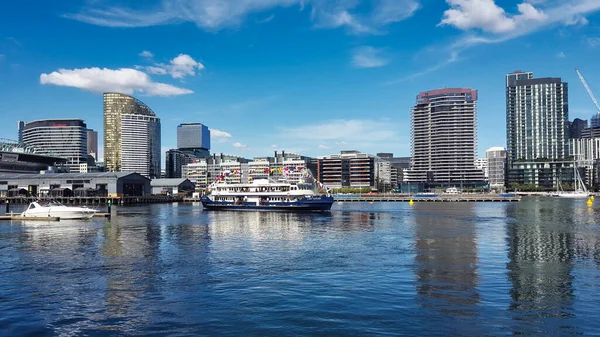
103, 93, 160, 177
177, 123, 210, 150
506, 71, 569, 162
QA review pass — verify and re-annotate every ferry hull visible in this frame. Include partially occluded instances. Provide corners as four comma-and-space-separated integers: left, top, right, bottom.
200, 197, 334, 211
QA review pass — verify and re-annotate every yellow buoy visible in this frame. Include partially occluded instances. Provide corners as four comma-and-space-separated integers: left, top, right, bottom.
369, 201, 374, 204
587, 199, 593, 206
409, 199, 414, 205
591, 196, 595, 200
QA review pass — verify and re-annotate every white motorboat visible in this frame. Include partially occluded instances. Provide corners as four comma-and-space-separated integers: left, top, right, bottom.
21, 201, 97, 219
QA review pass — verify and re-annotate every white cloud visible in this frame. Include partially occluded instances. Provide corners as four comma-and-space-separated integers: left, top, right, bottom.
557, 51, 566, 58
210, 128, 232, 138
352, 46, 388, 68
317, 144, 330, 149
139, 50, 153, 58
147, 66, 168, 75
270, 144, 279, 148
394, 0, 600, 82
232, 142, 251, 151
586, 37, 600, 47
65, 0, 419, 34
439, 0, 547, 34
40, 67, 193, 96
311, 0, 420, 34
335, 140, 348, 145
257, 14, 275, 23
280, 119, 397, 142
147, 54, 205, 79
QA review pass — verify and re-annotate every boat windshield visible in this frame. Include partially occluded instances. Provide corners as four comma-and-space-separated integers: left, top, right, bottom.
37, 200, 63, 207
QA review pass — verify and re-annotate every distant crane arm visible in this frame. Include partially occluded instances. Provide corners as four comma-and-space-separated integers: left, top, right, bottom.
576, 68, 600, 113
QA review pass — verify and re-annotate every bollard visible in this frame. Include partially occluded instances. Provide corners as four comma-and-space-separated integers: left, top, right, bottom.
107, 199, 112, 217
5, 199, 9, 214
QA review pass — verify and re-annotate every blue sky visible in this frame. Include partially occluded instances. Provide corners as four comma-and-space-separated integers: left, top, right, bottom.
1, 0, 600, 163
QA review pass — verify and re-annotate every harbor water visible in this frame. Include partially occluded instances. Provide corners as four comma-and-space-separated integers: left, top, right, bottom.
1, 198, 599, 336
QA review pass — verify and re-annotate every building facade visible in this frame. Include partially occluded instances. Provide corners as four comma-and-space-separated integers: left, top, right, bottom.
376, 153, 410, 190
177, 123, 210, 150
182, 151, 315, 189
103, 92, 157, 173
505, 71, 570, 189
506, 72, 569, 162
87, 129, 98, 159
318, 150, 377, 190
486, 147, 507, 191
404, 88, 485, 187
0, 172, 150, 198
22, 119, 88, 173
120, 114, 161, 179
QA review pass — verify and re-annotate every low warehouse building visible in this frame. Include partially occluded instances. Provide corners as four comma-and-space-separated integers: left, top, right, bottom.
0, 172, 150, 197
151, 178, 195, 195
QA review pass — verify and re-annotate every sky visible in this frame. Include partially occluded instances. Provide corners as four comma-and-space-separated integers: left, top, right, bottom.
1, 0, 600, 163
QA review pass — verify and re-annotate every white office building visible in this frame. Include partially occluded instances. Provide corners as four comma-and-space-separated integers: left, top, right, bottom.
121, 114, 161, 179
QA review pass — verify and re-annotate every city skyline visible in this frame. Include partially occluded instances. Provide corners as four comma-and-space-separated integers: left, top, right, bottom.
1, 1, 600, 160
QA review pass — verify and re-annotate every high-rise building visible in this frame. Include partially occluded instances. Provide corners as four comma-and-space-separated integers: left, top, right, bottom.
404, 88, 485, 186
506, 71, 569, 162
86, 128, 98, 159
177, 123, 210, 150
486, 147, 507, 190
120, 114, 161, 179
103, 92, 157, 173
17, 121, 25, 143
505, 71, 570, 189
22, 119, 88, 173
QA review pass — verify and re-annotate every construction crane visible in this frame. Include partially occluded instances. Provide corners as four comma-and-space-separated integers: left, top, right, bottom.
575, 68, 600, 114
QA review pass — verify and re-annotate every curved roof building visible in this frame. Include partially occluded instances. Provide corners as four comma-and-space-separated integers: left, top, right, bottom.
22, 119, 87, 173
103, 93, 161, 178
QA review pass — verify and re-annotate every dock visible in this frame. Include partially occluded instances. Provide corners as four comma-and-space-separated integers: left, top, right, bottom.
0, 213, 61, 221
183, 194, 521, 203
0, 195, 183, 206
334, 195, 520, 202
0, 212, 111, 221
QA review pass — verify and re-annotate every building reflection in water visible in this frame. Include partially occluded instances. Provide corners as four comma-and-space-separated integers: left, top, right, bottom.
505, 198, 579, 335
412, 203, 480, 316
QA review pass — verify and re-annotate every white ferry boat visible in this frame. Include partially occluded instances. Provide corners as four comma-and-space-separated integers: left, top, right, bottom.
200, 178, 334, 211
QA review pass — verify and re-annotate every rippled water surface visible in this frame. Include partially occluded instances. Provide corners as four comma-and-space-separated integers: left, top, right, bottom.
1, 198, 600, 336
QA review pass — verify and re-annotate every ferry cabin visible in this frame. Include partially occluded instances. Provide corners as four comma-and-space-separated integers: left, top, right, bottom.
208, 181, 316, 205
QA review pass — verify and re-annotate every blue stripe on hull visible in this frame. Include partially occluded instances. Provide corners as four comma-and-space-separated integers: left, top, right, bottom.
200, 197, 334, 211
